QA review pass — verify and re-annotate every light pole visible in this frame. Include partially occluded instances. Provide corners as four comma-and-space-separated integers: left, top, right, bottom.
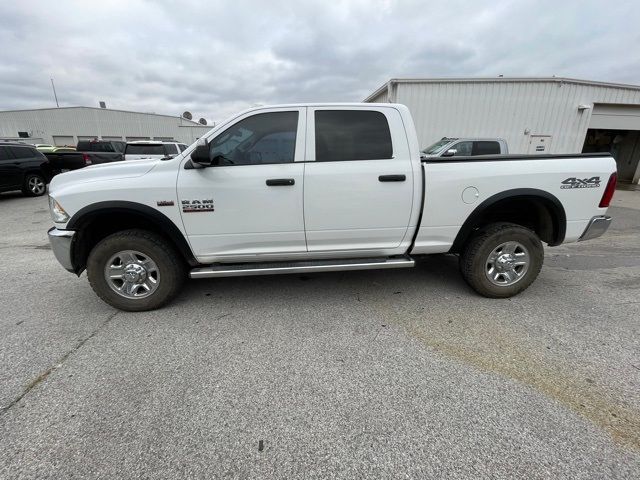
50, 78, 59, 107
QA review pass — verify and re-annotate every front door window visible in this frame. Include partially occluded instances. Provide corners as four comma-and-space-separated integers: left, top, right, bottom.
209, 112, 298, 165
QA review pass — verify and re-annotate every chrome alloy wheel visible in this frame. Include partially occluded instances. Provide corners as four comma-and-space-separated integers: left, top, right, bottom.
104, 250, 160, 299
485, 241, 530, 286
28, 176, 46, 195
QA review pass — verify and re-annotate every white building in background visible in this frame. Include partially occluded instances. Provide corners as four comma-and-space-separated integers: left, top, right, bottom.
365, 77, 640, 183
0, 106, 211, 146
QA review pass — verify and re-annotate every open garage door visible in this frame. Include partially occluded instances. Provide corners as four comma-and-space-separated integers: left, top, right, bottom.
583, 104, 640, 183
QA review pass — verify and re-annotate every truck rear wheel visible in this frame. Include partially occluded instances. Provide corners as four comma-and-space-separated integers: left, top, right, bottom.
460, 222, 543, 298
87, 229, 185, 311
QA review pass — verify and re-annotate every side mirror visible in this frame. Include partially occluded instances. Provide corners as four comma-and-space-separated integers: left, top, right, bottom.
442, 148, 457, 157
190, 139, 211, 166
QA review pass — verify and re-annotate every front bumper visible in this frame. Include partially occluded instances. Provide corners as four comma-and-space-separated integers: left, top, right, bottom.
47, 227, 75, 272
578, 215, 612, 242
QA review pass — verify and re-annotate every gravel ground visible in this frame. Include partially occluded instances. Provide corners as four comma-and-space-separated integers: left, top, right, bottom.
0, 189, 639, 479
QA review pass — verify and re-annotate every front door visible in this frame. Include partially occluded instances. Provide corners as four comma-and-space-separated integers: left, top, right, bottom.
177, 108, 307, 263
303, 107, 414, 252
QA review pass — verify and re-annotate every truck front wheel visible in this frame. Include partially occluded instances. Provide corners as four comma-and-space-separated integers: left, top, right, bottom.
87, 229, 185, 311
460, 222, 543, 298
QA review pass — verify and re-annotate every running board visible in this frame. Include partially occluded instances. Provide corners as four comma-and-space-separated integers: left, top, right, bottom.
189, 256, 415, 279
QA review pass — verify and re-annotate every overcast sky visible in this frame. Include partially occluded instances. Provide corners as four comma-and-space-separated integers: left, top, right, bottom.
1, 0, 638, 123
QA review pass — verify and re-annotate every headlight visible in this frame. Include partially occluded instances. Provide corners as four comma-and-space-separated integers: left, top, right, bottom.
49, 196, 70, 223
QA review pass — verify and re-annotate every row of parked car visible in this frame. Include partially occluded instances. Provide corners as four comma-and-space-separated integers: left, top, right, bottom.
0, 139, 188, 197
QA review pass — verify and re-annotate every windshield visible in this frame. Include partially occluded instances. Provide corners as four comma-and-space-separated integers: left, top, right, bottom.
422, 139, 453, 155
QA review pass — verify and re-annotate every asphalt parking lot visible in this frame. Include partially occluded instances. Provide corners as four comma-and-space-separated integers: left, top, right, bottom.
0, 189, 639, 479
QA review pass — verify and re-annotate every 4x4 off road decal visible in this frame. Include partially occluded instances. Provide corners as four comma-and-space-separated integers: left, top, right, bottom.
561, 176, 601, 189
182, 199, 214, 212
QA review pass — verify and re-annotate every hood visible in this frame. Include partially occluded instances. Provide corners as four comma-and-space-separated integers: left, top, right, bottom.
50, 158, 159, 191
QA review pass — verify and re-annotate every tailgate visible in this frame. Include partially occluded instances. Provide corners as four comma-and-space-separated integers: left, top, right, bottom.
45, 152, 85, 171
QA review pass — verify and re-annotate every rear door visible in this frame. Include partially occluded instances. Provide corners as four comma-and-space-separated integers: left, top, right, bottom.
303, 107, 414, 252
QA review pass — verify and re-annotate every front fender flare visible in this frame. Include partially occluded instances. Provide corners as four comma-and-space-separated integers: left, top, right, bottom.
66, 201, 197, 272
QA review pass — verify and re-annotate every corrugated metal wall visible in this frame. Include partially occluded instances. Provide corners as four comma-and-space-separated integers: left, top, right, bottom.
368, 79, 640, 154
369, 89, 389, 104
0, 107, 210, 145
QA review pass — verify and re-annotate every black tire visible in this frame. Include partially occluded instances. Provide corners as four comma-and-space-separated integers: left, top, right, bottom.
460, 222, 543, 298
87, 229, 186, 311
22, 173, 47, 197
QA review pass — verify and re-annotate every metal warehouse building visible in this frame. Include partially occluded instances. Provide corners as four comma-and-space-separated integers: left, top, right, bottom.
0, 106, 210, 146
365, 77, 640, 184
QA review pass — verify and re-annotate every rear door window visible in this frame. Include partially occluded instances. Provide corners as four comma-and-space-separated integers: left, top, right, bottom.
314, 110, 392, 161
472, 141, 501, 155
8, 146, 36, 159
0, 146, 10, 160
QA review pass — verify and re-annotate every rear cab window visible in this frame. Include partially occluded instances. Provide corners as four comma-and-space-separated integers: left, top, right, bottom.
126, 144, 166, 155
88, 142, 115, 153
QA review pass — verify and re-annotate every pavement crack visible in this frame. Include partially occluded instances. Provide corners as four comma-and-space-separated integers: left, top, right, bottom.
367, 324, 387, 352
0, 310, 120, 416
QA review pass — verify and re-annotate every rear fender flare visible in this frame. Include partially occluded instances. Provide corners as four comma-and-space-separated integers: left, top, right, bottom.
450, 188, 566, 252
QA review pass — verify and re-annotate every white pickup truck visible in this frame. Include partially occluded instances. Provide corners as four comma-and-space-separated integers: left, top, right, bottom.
47, 103, 617, 311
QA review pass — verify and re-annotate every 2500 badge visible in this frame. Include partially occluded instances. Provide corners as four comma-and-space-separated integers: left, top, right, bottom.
561, 176, 601, 189
182, 199, 214, 212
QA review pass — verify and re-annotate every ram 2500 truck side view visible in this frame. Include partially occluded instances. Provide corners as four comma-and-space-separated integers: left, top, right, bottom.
47, 104, 617, 311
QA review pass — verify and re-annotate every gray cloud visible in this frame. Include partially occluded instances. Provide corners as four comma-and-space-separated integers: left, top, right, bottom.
0, 0, 638, 123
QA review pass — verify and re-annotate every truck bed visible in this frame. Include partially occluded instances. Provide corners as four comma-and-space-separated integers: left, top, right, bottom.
411, 153, 616, 254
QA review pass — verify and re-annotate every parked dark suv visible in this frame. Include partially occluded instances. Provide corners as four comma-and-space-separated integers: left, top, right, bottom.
0, 143, 53, 197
